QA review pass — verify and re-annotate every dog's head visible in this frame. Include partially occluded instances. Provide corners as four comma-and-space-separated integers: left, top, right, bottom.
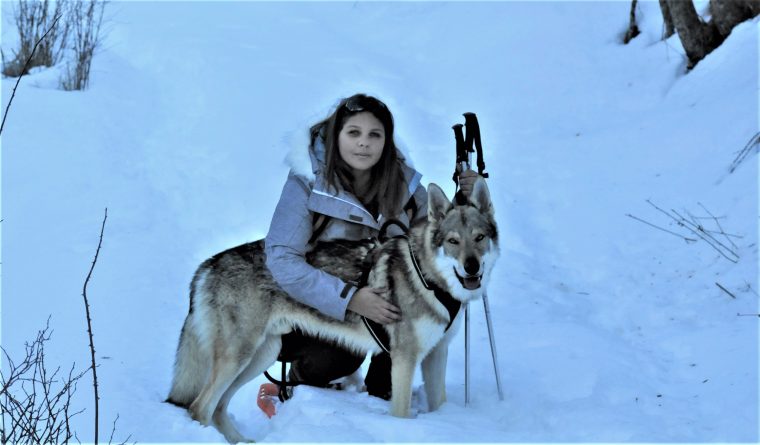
427, 178, 500, 302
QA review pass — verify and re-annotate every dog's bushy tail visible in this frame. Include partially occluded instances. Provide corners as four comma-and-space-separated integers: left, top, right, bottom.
166, 313, 209, 407
167, 267, 214, 408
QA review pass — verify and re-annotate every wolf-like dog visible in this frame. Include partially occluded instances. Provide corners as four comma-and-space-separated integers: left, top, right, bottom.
167, 179, 499, 443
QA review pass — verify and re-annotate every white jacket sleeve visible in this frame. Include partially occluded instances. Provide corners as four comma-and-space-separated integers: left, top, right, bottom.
264, 173, 357, 321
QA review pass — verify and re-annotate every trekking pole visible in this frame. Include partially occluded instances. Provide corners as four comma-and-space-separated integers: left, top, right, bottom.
463, 112, 489, 179
452, 123, 468, 200
482, 293, 504, 400
451, 112, 502, 404
464, 303, 471, 406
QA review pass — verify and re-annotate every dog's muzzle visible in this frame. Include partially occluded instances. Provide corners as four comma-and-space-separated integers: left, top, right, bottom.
454, 268, 482, 290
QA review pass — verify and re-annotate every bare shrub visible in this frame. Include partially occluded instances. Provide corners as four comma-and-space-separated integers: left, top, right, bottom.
60, 0, 107, 91
1, 0, 70, 77
1, 211, 131, 445
0, 318, 87, 444
1, 0, 108, 91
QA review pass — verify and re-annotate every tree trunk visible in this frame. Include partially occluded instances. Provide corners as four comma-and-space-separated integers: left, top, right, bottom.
624, 0, 641, 44
658, 0, 675, 39
665, 0, 723, 68
710, 0, 760, 37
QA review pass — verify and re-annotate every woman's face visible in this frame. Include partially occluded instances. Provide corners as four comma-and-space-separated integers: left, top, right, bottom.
338, 112, 386, 174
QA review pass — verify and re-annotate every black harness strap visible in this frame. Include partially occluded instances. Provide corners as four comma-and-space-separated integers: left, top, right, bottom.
263, 369, 298, 402
357, 243, 391, 353
266, 203, 448, 401
397, 235, 461, 332
378, 219, 409, 242
361, 316, 391, 354
428, 281, 462, 332
308, 213, 330, 245
359, 219, 462, 353
403, 195, 417, 223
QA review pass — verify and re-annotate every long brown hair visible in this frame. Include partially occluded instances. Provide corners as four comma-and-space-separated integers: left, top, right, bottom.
309, 94, 406, 218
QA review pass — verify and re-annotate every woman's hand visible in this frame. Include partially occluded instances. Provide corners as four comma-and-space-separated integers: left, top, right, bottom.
347, 287, 401, 324
458, 169, 480, 197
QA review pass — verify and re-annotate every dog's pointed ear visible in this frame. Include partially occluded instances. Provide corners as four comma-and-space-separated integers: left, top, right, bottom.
469, 178, 493, 215
427, 183, 452, 223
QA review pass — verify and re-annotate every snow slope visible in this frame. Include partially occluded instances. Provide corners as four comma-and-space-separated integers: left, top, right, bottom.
2, 1, 757, 442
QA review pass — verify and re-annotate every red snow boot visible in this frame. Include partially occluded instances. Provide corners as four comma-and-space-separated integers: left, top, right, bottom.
257, 383, 280, 418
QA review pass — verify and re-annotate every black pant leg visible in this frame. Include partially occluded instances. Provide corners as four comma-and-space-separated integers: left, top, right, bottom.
280, 331, 365, 387
364, 352, 392, 400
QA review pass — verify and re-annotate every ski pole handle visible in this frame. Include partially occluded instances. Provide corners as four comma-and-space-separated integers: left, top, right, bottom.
452, 123, 468, 186
463, 112, 488, 178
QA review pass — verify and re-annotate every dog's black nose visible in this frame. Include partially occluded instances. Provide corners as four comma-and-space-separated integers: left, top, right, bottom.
464, 257, 480, 275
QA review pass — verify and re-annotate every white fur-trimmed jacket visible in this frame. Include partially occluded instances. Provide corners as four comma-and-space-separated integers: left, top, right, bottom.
264, 139, 428, 321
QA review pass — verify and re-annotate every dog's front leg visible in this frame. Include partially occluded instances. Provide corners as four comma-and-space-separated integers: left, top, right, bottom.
389, 350, 416, 417
421, 341, 448, 412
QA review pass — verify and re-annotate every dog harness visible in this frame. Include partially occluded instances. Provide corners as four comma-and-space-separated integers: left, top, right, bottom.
262, 218, 461, 403
359, 219, 462, 354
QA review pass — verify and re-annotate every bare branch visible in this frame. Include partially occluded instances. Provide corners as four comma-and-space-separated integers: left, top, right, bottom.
0, 13, 63, 136
624, 0, 641, 43
715, 282, 737, 299
81, 207, 107, 444
0, 318, 87, 443
61, 0, 108, 91
696, 202, 740, 249
728, 131, 760, 174
626, 213, 697, 242
645, 200, 739, 263
670, 208, 739, 263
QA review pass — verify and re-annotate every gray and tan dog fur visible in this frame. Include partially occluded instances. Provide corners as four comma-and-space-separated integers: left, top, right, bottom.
167, 179, 499, 443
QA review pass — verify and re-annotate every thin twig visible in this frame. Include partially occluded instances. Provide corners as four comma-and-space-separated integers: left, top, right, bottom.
676, 209, 737, 255
108, 413, 119, 444
699, 229, 742, 239
729, 131, 760, 174
716, 282, 737, 299
0, 14, 62, 136
671, 209, 739, 263
82, 208, 107, 444
623, 0, 640, 44
0, 317, 86, 443
625, 213, 697, 242
737, 313, 760, 317
697, 202, 739, 249
645, 200, 739, 263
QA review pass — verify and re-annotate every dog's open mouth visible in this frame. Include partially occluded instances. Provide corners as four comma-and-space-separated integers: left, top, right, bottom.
454, 269, 482, 290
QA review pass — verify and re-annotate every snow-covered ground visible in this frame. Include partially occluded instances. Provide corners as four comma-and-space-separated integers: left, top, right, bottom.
2, 1, 758, 442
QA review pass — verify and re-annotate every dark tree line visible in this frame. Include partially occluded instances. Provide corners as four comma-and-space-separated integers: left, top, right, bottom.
627, 0, 759, 68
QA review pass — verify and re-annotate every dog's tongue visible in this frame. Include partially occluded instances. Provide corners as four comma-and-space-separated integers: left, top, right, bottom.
463, 276, 481, 290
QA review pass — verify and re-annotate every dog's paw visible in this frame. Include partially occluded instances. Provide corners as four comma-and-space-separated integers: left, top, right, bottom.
389, 406, 418, 419
412, 385, 429, 413
188, 403, 211, 426
222, 430, 254, 444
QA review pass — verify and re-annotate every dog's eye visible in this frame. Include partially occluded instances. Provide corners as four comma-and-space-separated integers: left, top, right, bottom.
475, 234, 485, 242
447, 238, 459, 245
